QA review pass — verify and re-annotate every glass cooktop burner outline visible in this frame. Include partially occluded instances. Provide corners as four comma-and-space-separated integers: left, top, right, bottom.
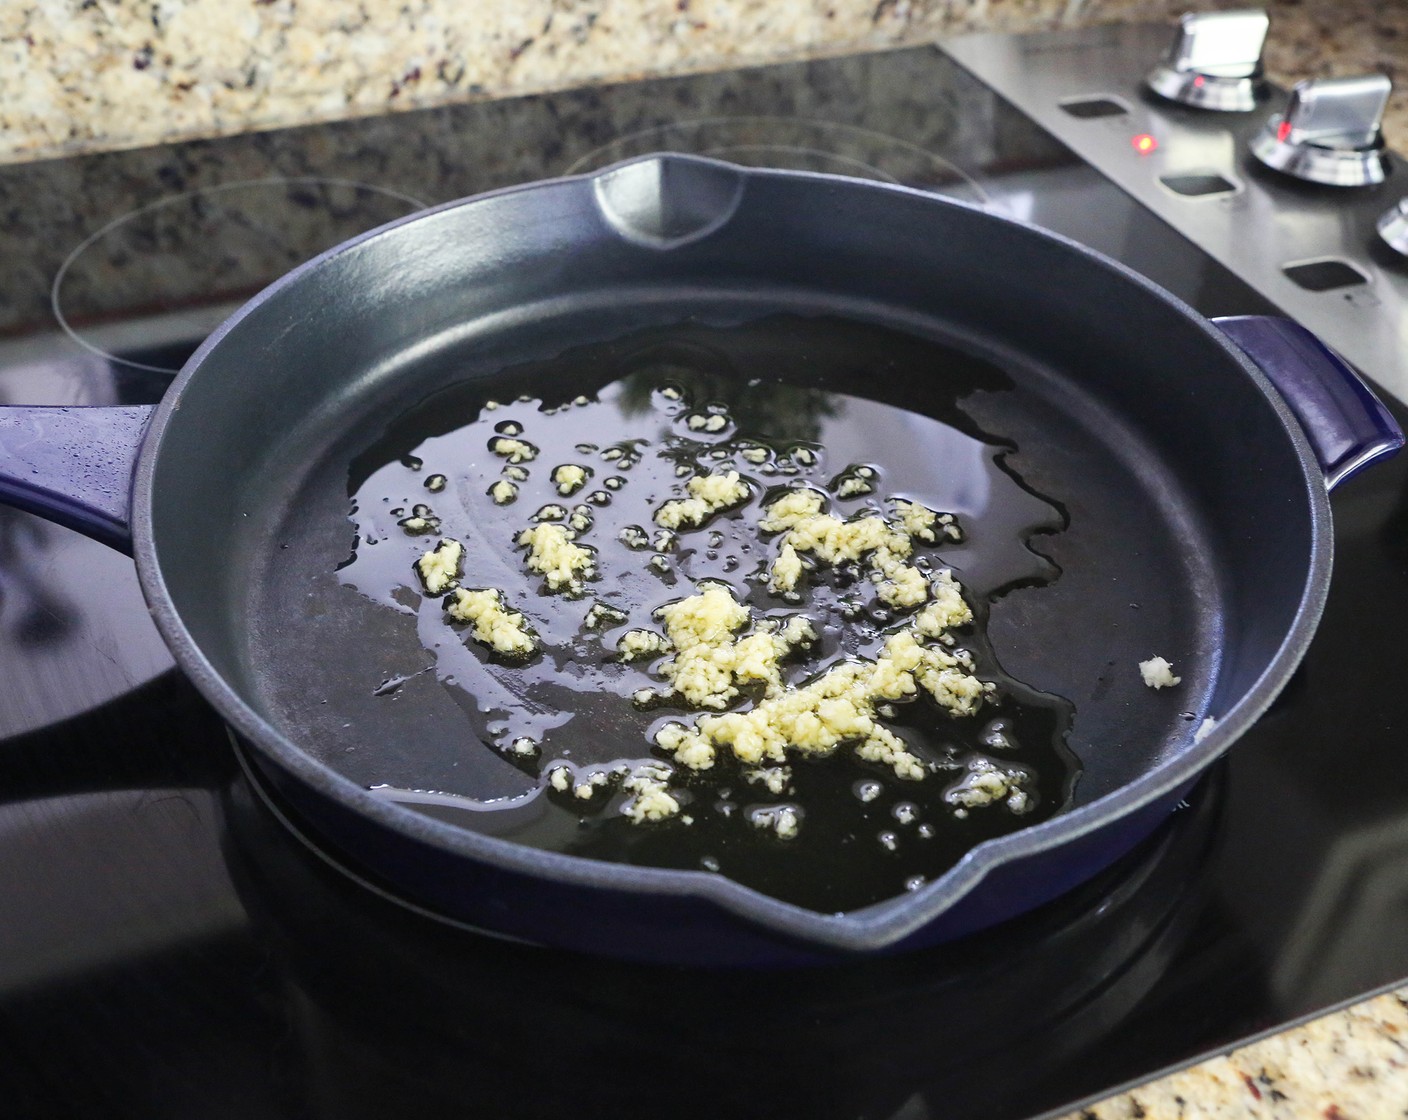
51, 176, 429, 375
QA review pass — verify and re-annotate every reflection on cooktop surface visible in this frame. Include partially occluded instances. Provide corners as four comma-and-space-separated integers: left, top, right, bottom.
0, 667, 1223, 1119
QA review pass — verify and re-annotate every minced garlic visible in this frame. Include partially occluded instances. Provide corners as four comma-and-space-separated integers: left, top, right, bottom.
398, 504, 441, 534
945, 756, 1032, 813
915, 571, 973, 633
769, 543, 805, 594
686, 412, 730, 433
758, 487, 826, 532
778, 507, 908, 569
552, 463, 588, 496
874, 563, 927, 610
622, 768, 681, 822
653, 577, 983, 778
517, 523, 594, 595
760, 487, 949, 613
855, 725, 927, 781
584, 602, 628, 630
573, 770, 610, 799
894, 499, 939, 543
491, 436, 538, 463
751, 804, 800, 839
744, 766, 792, 795
446, 587, 539, 658
691, 472, 749, 507
648, 582, 816, 717
1139, 656, 1181, 689
414, 539, 463, 595
617, 629, 671, 661
490, 480, 518, 505
655, 470, 750, 530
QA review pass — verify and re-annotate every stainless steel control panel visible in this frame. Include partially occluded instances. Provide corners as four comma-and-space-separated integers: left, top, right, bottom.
942, 23, 1408, 404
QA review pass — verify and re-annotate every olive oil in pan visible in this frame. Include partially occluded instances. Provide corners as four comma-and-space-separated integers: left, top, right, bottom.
339, 314, 1077, 913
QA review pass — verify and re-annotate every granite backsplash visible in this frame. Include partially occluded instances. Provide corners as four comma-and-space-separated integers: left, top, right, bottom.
0, 44, 1057, 335
3, 0, 1404, 166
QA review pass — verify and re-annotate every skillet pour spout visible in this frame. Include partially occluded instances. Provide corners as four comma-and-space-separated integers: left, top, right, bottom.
0, 153, 1398, 964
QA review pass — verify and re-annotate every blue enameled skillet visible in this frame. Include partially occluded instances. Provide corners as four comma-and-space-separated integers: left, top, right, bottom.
0, 155, 1399, 964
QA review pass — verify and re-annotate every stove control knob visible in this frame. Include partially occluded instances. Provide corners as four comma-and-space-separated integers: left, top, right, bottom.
1250, 75, 1391, 187
1378, 198, 1408, 256
1145, 9, 1270, 112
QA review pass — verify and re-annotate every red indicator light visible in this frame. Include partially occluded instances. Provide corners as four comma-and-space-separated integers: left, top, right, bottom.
1277, 118, 1293, 142
1193, 75, 1206, 88
1132, 133, 1158, 154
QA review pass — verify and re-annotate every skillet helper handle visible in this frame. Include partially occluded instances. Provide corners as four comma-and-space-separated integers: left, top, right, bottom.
1212, 316, 1403, 490
0, 405, 154, 555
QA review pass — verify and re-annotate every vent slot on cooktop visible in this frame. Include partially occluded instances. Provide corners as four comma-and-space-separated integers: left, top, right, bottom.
1159, 173, 1238, 198
1058, 96, 1129, 118
1282, 259, 1371, 292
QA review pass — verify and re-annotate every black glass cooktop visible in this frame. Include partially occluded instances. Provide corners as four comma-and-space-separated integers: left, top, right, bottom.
2, 42, 1407, 1120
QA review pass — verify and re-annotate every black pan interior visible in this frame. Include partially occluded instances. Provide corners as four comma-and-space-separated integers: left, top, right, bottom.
143, 167, 1315, 877
227, 296, 1216, 800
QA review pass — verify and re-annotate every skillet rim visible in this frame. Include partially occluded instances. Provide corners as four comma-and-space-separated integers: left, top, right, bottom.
129, 154, 1332, 953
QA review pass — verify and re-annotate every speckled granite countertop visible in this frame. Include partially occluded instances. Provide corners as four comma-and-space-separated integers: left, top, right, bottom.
2, 0, 1405, 165
1065, 989, 1408, 1119
7, 3, 1408, 1118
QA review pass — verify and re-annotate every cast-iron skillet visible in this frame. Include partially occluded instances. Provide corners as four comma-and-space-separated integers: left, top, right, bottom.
0, 155, 1400, 964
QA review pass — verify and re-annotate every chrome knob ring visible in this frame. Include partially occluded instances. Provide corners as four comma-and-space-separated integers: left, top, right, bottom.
1251, 75, 1392, 188
1145, 9, 1270, 112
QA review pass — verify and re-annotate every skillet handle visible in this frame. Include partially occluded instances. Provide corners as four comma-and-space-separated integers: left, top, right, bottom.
0, 405, 153, 555
1212, 316, 1403, 491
